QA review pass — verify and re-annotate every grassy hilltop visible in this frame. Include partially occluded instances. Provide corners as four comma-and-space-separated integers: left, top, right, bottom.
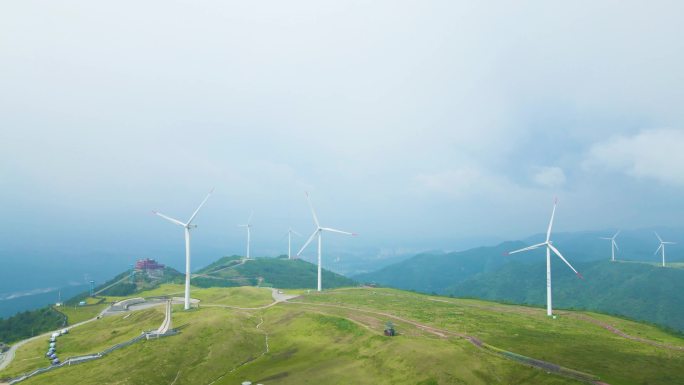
192, 255, 356, 289
356, 242, 684, 333
1, 284, 682, 385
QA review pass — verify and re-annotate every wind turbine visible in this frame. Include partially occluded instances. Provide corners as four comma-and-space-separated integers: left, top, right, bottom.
654, 232, 675, 267
238, 212, 253, 260
505, 198, 583, 317
287, 228, 302, 259
599, 230, 620, 262
153, 189, 213, 310
297, 192, 357, 291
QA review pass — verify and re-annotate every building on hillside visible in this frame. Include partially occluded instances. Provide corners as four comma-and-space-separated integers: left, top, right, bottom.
135, 258, 165, 271
135, 258, 165, 278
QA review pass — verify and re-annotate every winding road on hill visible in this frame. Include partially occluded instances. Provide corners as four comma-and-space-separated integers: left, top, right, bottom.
3, 287, 682, 385
283, 292, 682, 385
0, 288, 292, 380
0, 306, 110, 374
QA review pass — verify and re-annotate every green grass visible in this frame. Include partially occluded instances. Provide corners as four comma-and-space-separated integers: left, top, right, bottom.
196, 256, 357, 289
4, 287, 683, 385
104, 284, 275, 308
55, 303, 109, 325
0, 307, 163, 379
293, 288, 684, 385
16, 308, 265, 385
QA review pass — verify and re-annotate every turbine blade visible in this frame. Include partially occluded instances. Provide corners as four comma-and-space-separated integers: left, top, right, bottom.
297, 230, 318, 256
291, 229, 303, 237
654, 244, 663, 255
663, 241, 676, 244
153, 211, 186, 227
613, 230, 621, 239
321, 227, 356, 236
599, 237, 612, 240
187, 188, 214, 224
546, 198, 558, 243
505, 242, 546, 255
305, 192, 320, 228
654, 231, 663, 243
548, 243, 583, 279
613, 240, 619, 251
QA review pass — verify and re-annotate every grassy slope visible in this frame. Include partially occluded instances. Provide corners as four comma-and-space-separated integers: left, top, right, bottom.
103, 284, 275, 308
449, 260, 684, 333
56, 304, 109, 325
4, 286, 682, 385
0, 308, 66, 344
0, 307, 163, 378
354, 242, 528, 293
295, 289, 684, 385
195, 256, 357, 289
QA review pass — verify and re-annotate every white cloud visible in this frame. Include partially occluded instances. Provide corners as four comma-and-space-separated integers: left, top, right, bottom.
532, 166, 566, 188
415, 167, 487, 196
584, 128, 684, 186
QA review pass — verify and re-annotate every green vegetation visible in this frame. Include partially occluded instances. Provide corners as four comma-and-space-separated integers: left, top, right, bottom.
354, 241, 528, 293
292, 288, 684, 385
56, 303, 109, 325
9, 307, 265, 385
0, 307, 163, 379
356, 242, 684, 333
194, 256, 357, 289
113, 283, 276, 308
449, 260, 684, 333
66, 267, 183, 306
2, 286, 682, 385
0, 308, 65, 344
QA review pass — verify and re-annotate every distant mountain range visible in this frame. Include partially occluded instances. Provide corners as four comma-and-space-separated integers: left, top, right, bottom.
355, 230, 684, 332
451, 260, 684, 332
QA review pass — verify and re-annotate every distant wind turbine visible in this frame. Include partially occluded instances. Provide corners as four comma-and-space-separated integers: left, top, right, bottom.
153, 189, 213, 310
287, 228, 302, 259
505, 198, 583, 317
238, 212, 253, 260
297, 192, 357, 291
599, 230, 620, 262
654, 232, 675, 267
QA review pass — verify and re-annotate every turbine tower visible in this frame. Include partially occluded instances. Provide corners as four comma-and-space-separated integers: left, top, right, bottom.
297, 192, 357, 291
153, 189, 213, 310
654, 232, 675, 267
599, 230, 620, 262
506, 198, 583, 317
287, 228, 301, 259
238, 212, 253, 260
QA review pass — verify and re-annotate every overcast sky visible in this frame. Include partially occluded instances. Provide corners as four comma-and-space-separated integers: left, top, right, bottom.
1, 1, 683, 271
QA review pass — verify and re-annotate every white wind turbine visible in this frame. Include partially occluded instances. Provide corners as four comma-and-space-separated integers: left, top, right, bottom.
287, 228, 302, 259
654, 232, 675, 267
153, 189, 213, 310
599, 230, 620, 262
297, 192, 357, 291
506, 198, 583, 317
238, 212, 253, 260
